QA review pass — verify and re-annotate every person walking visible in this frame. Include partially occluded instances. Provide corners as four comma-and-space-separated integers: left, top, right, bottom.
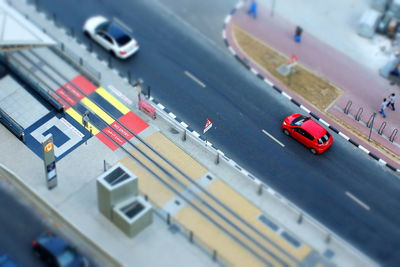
379, 98, 389, 118
294, 26, 303, 43
247, 0, 258, 19
387, 93, 396, 111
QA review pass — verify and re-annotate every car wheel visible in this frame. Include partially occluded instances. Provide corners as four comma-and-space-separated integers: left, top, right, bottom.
109, 50, 116, 57
310, 148, 317, 154
83, 30, 90, 38
283, 129, 290, 136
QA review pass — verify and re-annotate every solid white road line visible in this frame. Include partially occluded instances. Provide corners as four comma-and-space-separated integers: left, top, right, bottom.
346, 192, 370, 211
262, 129, 285, 147
184, 71, 206, 88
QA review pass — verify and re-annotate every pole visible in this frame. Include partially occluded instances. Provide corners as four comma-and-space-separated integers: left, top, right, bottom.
368, 112, 376, 141
271, 0, 276, 16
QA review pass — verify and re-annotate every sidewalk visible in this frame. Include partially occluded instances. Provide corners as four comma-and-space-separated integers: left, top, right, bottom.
224, 0, 400, 170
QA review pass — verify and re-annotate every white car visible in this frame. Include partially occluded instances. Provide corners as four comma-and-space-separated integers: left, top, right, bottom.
83, 16, 139, 59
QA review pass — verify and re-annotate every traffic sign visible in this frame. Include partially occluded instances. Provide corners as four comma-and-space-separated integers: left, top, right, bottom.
287, 55, 298, 68
44, 142, 54, 152
203, 118, 213, 134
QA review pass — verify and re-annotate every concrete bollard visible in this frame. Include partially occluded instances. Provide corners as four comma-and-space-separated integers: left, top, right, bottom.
297, 212, 303, 224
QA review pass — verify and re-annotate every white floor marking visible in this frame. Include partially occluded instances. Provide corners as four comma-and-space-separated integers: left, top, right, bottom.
184, 71, 206, 88
262, 129, 285, 147
346, 191, 370, 211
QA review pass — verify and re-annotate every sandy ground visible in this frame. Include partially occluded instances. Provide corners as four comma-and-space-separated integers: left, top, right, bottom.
233, 25, 343, 111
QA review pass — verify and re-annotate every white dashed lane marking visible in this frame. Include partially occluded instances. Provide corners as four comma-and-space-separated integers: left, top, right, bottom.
346, 191, 370, 211
262, 129, 285, 147
184, 70, 206, 88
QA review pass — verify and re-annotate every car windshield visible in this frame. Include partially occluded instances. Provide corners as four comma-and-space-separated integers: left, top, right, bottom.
57, 249, 77, 267
318, 132, 330, 144
291, 116, 309, 126
108, 22, 132, 47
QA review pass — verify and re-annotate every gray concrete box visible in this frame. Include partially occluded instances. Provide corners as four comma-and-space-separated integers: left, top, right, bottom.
357, 9, 381, 38
96, 163, 138, 219
112, 196, 153, 238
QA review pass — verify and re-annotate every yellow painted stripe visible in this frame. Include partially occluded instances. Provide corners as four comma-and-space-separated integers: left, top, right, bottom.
96, 87, 130, 115
66, 108, 100, 135
81, 97, 115, 125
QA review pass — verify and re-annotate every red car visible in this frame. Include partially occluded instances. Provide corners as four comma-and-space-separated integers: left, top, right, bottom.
281, 114, 333, 154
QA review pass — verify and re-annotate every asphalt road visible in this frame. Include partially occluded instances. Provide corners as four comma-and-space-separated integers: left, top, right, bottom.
30, 0, 400, 265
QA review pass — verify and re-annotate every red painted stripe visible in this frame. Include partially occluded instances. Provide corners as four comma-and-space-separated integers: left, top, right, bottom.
103, 127, 126, 146
56, 88, 77, 105
96, 132, 119, 151
111, 121, 134, 140
63, 82, 84, 100
118, 111, 149, 134
71, 75, 97, 94
50, 92, 70, 109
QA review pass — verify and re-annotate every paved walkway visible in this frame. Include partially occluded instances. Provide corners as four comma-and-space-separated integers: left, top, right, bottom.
224, 0, 400, 170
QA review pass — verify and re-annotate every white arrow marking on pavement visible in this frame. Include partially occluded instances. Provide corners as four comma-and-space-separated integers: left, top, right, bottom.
184, 71, 206, 88
346, 192, 370, 211
262, 129, 285, 147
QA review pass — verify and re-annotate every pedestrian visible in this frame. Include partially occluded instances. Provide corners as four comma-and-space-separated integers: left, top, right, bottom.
247, 0, 257, 19
379, 98, 389, 118
387, 93, 396, 111
294, 26, 303, 43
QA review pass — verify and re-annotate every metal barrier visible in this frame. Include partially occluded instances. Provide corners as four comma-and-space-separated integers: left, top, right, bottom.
390, 129, 398, 142
344, 100, 352, 114
378, 122, 386, 135
0, 108, 25, 142
355, 107, 363, 121
367, 113, 375, 128
4, 53, 64, 112
51, 44, 101, 84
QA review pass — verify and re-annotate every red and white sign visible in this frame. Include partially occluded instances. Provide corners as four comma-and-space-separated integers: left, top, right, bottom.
203, 118, 213, 134
287, 55, 298, 68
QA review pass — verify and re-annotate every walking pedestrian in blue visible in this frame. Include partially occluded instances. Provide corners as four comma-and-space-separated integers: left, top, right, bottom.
247, 0, 258, 19
387, 93, 396, 111
379, 98, 389, 118
294, 26, 303, 43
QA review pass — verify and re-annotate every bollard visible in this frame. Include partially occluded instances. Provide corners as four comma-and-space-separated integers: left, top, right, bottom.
182, 130, 187, 141
103, 160, 107, 172
61, 43, 65, 52
79, 57, 83, 66
256, 180, 263, 195
147, 86, 151, 99
167, 213, 171, 225
215, 153, 220, 165
189, 231, 194, 243
297, 213, 303, 224
127, 71, 131, 84
325, 233, 331, 244
144, 194, 148, 201
108, 55, 112, 68
212, 250, 217, 262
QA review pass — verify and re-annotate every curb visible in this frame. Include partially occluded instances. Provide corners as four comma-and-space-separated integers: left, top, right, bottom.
222, 1, 400, 174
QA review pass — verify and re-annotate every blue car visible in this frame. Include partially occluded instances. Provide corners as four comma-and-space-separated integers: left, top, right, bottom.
32, 231, 89, 267
0, 254, 18, 267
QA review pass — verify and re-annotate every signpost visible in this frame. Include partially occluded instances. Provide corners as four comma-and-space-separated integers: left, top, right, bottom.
203, 118, 213, 134
203, 118, 213, 146
42, 134, 57, 190
276, 55, 298, 85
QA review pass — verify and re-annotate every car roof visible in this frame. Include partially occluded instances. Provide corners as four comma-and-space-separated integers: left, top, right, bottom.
38, 234, 70, 256
301, 119, 326, 138
103, 22, 128, 38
